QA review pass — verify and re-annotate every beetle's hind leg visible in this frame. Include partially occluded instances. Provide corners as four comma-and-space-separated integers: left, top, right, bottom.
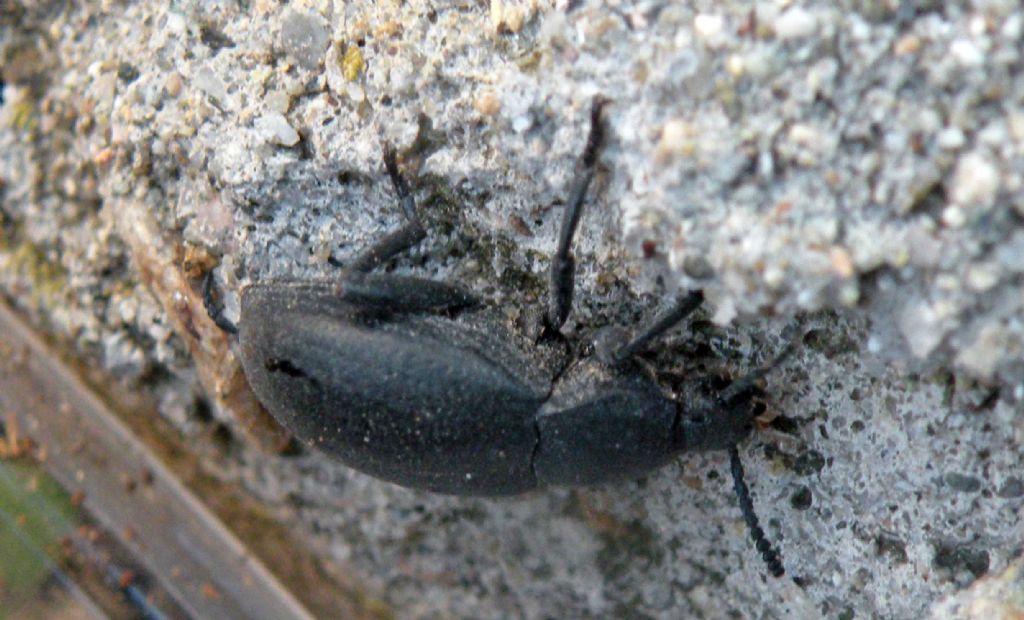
331, 143, 478, 316
344, 143, 428, 274
338, 273, 478, 315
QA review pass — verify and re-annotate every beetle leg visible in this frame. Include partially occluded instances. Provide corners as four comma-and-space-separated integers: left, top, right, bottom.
600, 290, 703, 365
339, 273, 478, 315
202, 270, 239, 335
346, 143, 427, 273
545, 96, 608, 332
345, 222, 427, 274
717, 330, 799, 406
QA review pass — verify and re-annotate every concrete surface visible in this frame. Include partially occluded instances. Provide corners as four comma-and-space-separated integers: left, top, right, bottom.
2, 1, 1022, 618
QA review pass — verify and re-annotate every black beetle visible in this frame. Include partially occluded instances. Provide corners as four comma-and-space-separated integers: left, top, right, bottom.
204, 98, 791, 576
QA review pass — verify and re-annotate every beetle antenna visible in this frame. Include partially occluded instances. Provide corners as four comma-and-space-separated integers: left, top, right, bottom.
729, 446, 785, 577
202, 270, 239, 335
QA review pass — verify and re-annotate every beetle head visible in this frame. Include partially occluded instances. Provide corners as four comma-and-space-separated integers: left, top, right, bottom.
673, 381, 760, 452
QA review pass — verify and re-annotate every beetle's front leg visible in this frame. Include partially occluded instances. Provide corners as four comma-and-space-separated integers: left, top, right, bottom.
598, 291, 704, 365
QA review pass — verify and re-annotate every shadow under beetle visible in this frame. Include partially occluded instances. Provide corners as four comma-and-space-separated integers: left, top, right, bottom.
205, 98, 791, 577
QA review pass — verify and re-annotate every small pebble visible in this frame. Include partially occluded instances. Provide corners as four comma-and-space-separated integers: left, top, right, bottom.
656, 118, 692, 160
254, 112, 299, 146
281, 11, 329, 71
830, 247, 855, 278
475, 91, 501, 116
774, 7, 818, 40
950, 39, 984, 67
951, 152, 1000, 208
163, 72, 183, 98
965, 263, 999, 292
936, 127, 965, 150
942, 205, 967, 228
693, 14, 724, 45
193, 67, 227, 103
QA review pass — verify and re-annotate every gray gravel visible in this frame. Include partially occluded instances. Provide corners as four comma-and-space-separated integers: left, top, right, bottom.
2, 1, 1022, 618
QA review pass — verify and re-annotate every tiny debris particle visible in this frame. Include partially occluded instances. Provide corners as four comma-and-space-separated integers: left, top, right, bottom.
264, 90, 291, 114
901, 300, 945, 358
726, 54, 745, 77
491, 0, 505, 31
200, 583, 222, 600
341, 46, 364, 82
200, 24, 235, 51
942, 205, 967, 228
93, 147, 114, 167
830, 246, 855, 278
951, 152, 1000, 207
965, 263, 999, 292
894, 34, 922, 55
374, 20, 402, 39
475, 91, 501, 116
773, 7, 818, 40
656, 118, 693, 161
163, 72, 183, 98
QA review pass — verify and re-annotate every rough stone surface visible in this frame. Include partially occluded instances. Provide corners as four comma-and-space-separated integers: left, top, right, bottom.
931, 554, 1024, 620
1, 1, 1022, 618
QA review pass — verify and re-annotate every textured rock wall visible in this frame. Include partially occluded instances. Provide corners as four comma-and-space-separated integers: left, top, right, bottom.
1, 1, 1022, 618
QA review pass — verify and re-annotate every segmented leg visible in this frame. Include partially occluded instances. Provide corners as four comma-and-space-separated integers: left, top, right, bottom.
202, 271, 239, 335
603, 291, 704, 365
545, 96, 608, 332
346, 143, 427, 274
333, 143, 477, 314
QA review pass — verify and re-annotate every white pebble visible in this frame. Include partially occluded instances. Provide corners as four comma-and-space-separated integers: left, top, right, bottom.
941, 205, 966, 228
950, 152, 1000, 207
694, 13, 725, 45
900, 301, 945, 358
774, 7, 818, 40
254, 113, 300, 147
950, 39, 984, 67
193, 67, 227, 103
936, 127, 965, 150
1002, 14, 1022, 40
965, 263, 999, 292
726, 54, 745, 76
956, 323, 1005, 380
